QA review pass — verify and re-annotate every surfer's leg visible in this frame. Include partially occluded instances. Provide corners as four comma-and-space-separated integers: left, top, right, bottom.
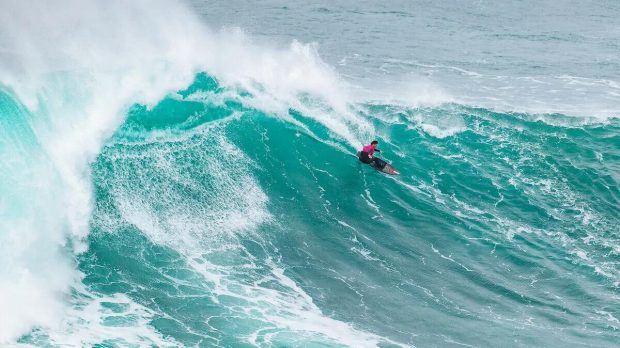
359, 152, 372, 164
374, 157, 387, 169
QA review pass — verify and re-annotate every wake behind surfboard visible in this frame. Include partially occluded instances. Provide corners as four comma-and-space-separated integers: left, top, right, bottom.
357, 151, 400, 175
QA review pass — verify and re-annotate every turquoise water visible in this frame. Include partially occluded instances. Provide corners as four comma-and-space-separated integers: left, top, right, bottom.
1, 1, 619, 347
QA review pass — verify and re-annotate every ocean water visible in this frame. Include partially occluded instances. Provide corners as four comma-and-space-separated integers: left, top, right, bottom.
0, 0, 618, 347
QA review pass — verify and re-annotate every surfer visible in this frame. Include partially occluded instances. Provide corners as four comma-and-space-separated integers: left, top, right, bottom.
358, 140, 387, 169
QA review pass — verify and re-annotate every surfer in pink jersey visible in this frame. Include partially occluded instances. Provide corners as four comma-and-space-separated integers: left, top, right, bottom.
358, 140, 387, 169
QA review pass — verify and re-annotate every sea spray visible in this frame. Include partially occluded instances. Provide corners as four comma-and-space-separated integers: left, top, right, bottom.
0, 0, 208, 341
0, 0, 378, 343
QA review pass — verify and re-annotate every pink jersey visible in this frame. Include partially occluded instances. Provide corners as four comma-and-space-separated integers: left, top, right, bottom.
362, 144, 376, 156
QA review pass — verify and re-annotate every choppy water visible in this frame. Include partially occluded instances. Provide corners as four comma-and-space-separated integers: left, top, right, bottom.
1, 0, 618, 347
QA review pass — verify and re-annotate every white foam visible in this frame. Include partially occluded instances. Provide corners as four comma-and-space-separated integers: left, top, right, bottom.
0, 0, 209, 342
104, 124, 402, 346
387, 78, 454, 108
35, 290, 179, 347
200, 31, 374, 148
411, 113, 467, 139
0, 0, 398, 343
356, 73, 454, 110
454, 74, 620, 120
378, 61, 619, 119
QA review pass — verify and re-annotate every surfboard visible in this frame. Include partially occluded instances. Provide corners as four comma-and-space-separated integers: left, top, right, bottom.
357, 152, 400, 175
376, 162, 400, 175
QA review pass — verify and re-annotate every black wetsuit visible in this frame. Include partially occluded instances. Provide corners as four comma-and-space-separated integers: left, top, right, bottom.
358, 150, 373, 164
359, 150, 387, 169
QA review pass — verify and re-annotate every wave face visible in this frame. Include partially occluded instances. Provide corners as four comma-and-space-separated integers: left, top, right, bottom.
1, 0, 619, 347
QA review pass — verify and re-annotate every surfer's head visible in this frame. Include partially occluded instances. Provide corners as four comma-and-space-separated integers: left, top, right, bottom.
371, 140, 378, 148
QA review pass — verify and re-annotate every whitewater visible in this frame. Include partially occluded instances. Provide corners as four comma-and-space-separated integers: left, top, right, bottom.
0, 0, 618, 347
